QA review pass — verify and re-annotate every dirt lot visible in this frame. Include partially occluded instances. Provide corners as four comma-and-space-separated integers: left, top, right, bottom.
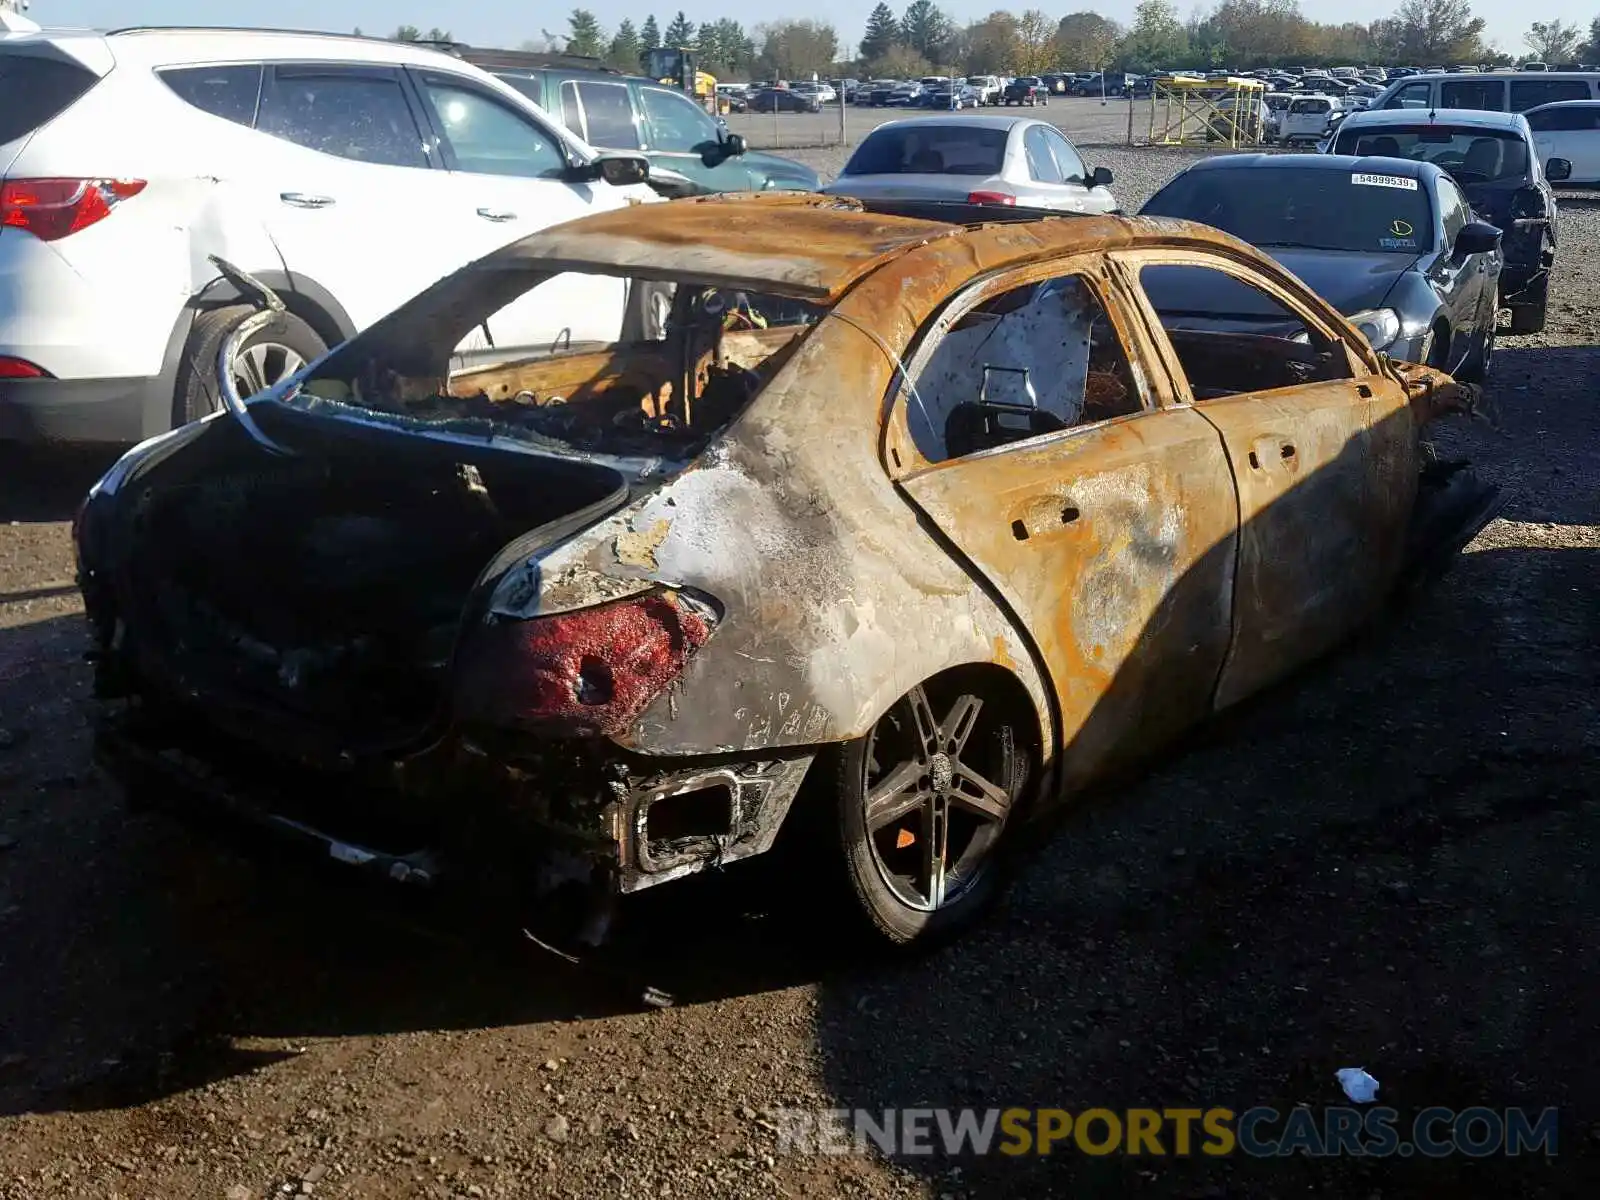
2, 152, 1599, 1199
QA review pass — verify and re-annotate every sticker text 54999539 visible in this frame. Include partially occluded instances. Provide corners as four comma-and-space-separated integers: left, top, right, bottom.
1352, 173, 1419, 191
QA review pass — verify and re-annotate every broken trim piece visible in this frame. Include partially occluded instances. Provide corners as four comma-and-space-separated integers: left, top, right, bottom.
207, 254, 296, 457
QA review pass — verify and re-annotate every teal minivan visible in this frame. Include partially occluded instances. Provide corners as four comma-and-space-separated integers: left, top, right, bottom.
444, 46, 820, 197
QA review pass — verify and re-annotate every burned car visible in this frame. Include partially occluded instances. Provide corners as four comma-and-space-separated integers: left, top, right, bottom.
76, 194, 1501, 948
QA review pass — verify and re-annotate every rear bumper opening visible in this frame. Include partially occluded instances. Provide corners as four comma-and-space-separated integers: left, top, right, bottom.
94, 695, 815, 909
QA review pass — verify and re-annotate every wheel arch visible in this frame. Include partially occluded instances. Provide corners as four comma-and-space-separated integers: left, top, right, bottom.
192, 269, 357, 351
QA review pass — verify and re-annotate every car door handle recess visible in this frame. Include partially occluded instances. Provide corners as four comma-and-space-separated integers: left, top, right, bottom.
280, 192, 335, 208
1012, 502, 1080, 540
477, 208, 518, 222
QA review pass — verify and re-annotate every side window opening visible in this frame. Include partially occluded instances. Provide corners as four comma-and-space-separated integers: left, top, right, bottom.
257, 69, 427, 169
573, 81, 640, 150
418, 77, 567, 179
908, 274, 1144, 463
558, 80, 583, 137
1045, 129, 1088, 183
1023, 126, 1062, 183
1138, 263, 1352, 400
1440, 183, 1468, 244
158, 64, 263, 128
0, 54, 100, 144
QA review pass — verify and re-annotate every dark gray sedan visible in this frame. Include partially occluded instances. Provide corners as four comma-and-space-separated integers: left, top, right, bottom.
1139, 154, 1503, 381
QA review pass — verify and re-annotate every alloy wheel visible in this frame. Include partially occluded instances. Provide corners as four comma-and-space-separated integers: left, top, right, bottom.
862, 684, 1014, 912
230, 340, 306, 400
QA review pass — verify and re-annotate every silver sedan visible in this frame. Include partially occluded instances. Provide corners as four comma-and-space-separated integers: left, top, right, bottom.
820, 114, 1120, 213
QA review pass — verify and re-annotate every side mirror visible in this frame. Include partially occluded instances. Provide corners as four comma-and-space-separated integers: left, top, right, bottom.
1455, 220, 1502, 256
1546, 156, 1573, 181
1090, 165, 1114, 188
596, 155, 650, 187
722, 131, 747, 157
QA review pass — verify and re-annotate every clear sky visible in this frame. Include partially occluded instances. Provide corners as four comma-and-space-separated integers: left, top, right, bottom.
17, 1, 1568, 59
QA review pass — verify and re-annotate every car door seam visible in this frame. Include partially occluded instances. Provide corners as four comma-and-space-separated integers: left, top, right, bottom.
1187, 403, 1249, 714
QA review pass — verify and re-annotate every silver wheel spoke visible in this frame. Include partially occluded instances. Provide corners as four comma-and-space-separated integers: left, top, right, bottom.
921, 795, 949, 909
233, 342, 303, 398
905, 685, 938, 755
236, 345, 269, 396
939, 694, 983, 754
950, 762, 1010, 823
864, 760, 924, 832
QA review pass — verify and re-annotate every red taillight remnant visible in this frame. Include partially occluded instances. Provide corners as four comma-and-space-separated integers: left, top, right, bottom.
455, 589, 717, 737
0, 178, 147, 242
967, 190, 1016, 206
0, 357, 50, 379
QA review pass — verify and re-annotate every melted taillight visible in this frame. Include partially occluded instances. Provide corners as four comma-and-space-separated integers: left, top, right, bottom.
967, 190, 1016, 206
454, 588, 718, 737
0, 178, 147, 242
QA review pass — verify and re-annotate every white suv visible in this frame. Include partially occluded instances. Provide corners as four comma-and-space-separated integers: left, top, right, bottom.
0, 27, 656, 444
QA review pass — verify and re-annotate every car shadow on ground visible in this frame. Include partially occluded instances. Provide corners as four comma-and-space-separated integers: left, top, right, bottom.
1469, 345, 1600, 527
1, 398, 1595, 1200
5, 535, 1596, 1200
810, 541, 1600, 1197
0, 605, 833, 1116
0, 444, 123, 524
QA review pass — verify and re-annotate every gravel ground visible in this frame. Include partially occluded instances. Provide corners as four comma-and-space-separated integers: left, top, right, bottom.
2, 152, 1599, 1199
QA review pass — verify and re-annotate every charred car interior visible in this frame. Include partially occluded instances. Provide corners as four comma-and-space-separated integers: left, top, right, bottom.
75, 195, 1504, 951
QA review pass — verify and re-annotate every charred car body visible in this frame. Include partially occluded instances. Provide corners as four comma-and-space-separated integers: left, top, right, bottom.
76, 195, 1502, 947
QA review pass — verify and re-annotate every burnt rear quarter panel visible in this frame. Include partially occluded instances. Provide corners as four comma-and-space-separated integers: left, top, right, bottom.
497, 227, 1187, 761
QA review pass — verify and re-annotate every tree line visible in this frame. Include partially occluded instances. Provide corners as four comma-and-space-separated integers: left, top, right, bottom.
385, 3, 1600, 83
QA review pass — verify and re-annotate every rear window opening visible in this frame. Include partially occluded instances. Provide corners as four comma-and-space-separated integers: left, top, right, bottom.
109, 267, 828, 753
296, 268, 828, 461
1333, 128, 1529, 183
0, 54, 99, 145
842, 126, 1009, 177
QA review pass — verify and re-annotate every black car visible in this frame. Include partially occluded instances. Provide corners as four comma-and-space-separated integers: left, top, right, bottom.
749, 86, 821, 113
1002, 77, 1049, 106
1139, 154, 1503, 381
1328, 110, 1558, 334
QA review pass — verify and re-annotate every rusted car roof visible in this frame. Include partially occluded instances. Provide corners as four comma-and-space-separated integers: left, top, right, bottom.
491, 194, 1249, 302
491, 193, 964, 299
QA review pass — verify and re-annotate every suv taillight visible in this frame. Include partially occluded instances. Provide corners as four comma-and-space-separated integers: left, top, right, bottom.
0, 178, 146, 241
0, 357, 50, 379
454, 588, 718, 738
967, 190, 1016, 206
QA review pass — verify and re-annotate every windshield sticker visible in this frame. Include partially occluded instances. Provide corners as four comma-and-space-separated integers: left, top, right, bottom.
1353, 173, 1419, 190
1379, 217, 1418, 249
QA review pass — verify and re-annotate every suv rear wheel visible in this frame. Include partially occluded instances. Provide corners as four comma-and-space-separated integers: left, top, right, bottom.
173, 306, 327, 428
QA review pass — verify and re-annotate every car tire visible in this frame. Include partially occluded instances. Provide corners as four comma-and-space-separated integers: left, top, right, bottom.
823, 678, 1031, 947
1509, 276, 1548, 335
173, 305, 327, 429
1459, 286, 1498, 384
